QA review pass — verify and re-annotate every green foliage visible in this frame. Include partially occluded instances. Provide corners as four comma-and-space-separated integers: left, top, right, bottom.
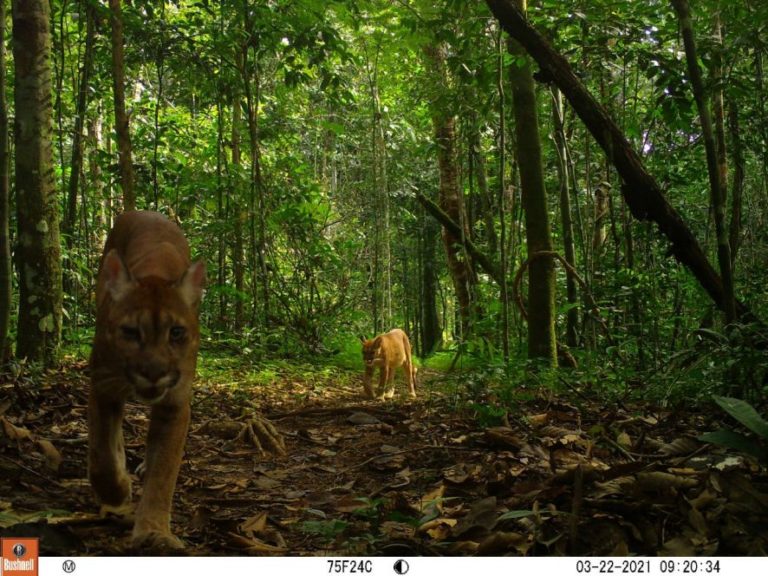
699, 396, 768, 463
0, 508, 72, 529
5, 0, 768, 415
652, 322, 768, 404
422, 352, 460, 372
197, 349, 359, 402
328, 334, 368, 371
470, 401, 509, 428
299, 519, 349, 541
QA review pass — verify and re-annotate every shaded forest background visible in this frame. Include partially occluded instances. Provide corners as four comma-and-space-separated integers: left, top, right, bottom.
2, 0, 768, 410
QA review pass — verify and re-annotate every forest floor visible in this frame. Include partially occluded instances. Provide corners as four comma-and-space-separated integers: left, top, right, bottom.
1, 354, 767, 556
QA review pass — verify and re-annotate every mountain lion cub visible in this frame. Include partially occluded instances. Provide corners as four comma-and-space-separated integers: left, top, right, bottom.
360, 329, 417, 400
89, 210, 205, 549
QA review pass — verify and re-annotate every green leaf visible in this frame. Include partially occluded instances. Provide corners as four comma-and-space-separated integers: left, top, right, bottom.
698, 429, 766, 461
320, 120, 346, 136
712, 396, 768, 439
299, 519, 348, 539
497, 509, 537, 520
496, 509, 562, 521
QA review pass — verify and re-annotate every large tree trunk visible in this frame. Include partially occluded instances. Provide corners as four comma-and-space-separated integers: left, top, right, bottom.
434, 113, 474, 339
671, 0, 736, 324
13, 0, 62, 365
424, 44, 476, 339
485, 0, 748, 319
367, 58, 392, 333
507, 5, 557, 365
109, 0, 135, 210
0, 0, 11, 363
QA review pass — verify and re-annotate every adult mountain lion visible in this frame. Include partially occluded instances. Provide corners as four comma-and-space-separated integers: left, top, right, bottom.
89, 210, 205, 549
360, 329, 416, 400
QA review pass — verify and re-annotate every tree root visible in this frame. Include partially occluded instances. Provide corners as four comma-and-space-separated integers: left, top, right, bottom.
228, 415, 286, 457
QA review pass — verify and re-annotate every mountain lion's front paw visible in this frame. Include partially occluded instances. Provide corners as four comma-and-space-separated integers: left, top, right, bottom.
99, 501, 134, 523
131, 528, 185, 551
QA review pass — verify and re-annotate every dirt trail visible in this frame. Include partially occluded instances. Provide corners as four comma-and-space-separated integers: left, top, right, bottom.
1, 364, 482, 555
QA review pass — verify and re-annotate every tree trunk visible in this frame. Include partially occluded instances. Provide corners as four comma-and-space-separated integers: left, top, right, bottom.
424, 43, 475, 339
496, 30, 510, 362
507, 1, 557, 365
231, 98, 246, 332
711, 12, 728, 212
87, 113, 106, 254
0, 0, 11, 363
552, 88, 578, 348
63, 3, 95, 240
240, 5, 269, 329
484, 0, 748, 319
727, 102, 744, 265
216, 96, 226, 327
420, 208, 442, 356
417, 193, 503, 285
593, 182, 609, 254
470, 125, 498, 257
109, 0, 135, 210
367, 62, 391, 332
13, 0, 62, 365
52, 0, 65, 198
151, 1, 166, 207
671, 0, 735, 324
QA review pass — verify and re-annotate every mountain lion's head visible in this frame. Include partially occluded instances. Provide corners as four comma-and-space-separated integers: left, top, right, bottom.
93, 248, 205, 405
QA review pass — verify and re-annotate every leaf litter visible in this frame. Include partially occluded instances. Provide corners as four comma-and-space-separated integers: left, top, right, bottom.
0, 360, 767, 556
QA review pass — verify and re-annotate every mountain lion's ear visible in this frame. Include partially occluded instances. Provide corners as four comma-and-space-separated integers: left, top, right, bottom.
102, 249, 134, 302
179, 260, 206, 307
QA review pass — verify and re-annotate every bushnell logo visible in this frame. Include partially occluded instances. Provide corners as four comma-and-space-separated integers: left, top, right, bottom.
1, 538, 39, 576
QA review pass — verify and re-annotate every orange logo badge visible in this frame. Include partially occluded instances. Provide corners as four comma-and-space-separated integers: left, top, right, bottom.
1, 538, 39, 576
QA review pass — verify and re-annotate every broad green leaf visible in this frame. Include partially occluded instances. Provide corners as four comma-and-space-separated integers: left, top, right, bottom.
699, 429, 766, 461
712, 396, 768, 439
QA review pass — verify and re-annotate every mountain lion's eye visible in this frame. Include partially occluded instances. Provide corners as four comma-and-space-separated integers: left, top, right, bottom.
169, 326, 187, 343
120, 325, 141, 342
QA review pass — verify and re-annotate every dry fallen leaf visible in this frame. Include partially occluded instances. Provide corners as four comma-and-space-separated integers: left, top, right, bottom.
527, 413, 550, 427
452, 496, 498, 538
334, 495, 368, 513
227, 531, 287, 554
1, 417, 33, 441
443, 463, 481, 485
36, 439, 62, 471
616, 431, 632, 448
240, 511, 268, 535
659, 436, 700, 456
636, 471, 698, 492
418, 517, 457, 540
477, 531, 529, 555
485, 427, 525, 450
